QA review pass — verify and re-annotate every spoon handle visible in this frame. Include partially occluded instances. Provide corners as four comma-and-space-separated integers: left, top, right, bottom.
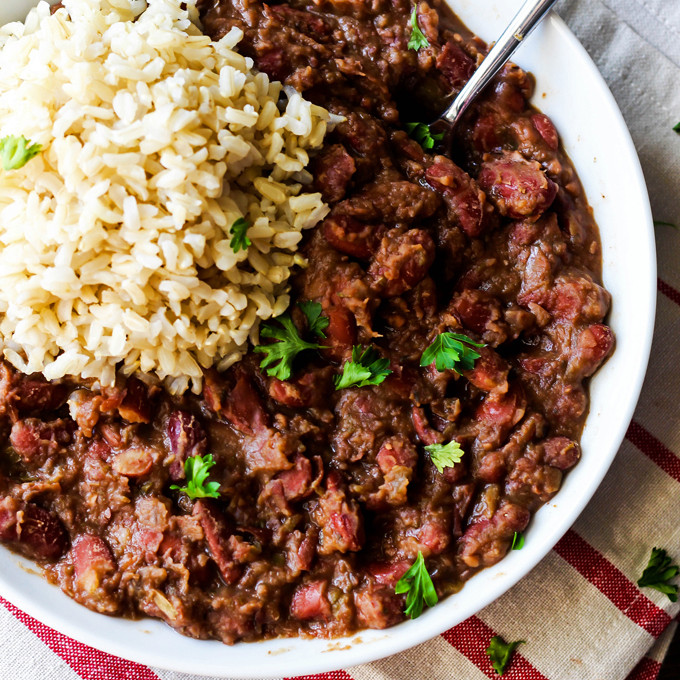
441, 0, 559, 127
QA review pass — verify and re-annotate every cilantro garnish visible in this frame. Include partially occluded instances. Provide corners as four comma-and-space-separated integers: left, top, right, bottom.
511, 532, 525, 550
405, 121, 444, 150
486, 636, 525, 676
395, 550, 438, 619
424, 440, 464, 473
170, 453, 221, 499
0, 135, 42, 171
407, 6, 429, 51
420, 332, 484, 373
334, 345, 392, 390
229, 217, 252, 253
637, 547, 679, 602
297, 300, 329, 339
254, 308, 327, 381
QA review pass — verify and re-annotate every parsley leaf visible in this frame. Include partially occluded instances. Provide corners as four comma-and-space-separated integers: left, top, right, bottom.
395, 550, 438, 619
486, 636, 525, 676
229, 217, 252, 253
0, 135, 42, 171
170, 453, 221, 499
511, 532, 525, 550
637, 547, 679, 602
407, 6, 430, 51
654, 220, 678, 229
254, 313, 325, 381
424, 440, 464, 473
334, 345, 392, 390
298, 300, 329, 339
405, 121, 444, 150
420, 332, 484, 373
673, 122, 680, 134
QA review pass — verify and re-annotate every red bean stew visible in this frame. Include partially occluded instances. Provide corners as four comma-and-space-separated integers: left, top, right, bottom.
0, 0, 613, 642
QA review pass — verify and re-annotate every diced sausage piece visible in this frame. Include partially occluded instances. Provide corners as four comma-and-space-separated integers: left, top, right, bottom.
463, 347, 509, 395
505, 456, 562, 509
206, 369, 269, 435
275, 455, 313, 501
376, 438, 418, 475
112, 447, 153, 478
268, 367, 334, 408
312, 144, 356, 203
13, 378, 68, 413
166, 410, 207, 481
568, 324, 615, 378
532, 113, 559, 150
71, 534, 116, 594
437, 41, 475, 90
354, 582, 403, 629
193, 499, 241, 584
475, 387, 526, 446
368, 229, 435, 297
290, 580, 331, 621
459, 501, 529, 568
477, 450, 507, 483
0, 497, 67, 561
478, 151, 558, 219
425, 156, 486, 237
118, 378, 154, 424
322, 214, 384, 259
411, 405, 444, 446
285, 528, 317, 574
450, 289, 508, 346
321, 305, 357, 361
542, 437, 581, 470
547, 272, 611, 324
10, 418, 75, 465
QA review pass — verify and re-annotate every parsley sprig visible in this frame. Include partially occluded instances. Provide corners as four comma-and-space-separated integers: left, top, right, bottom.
420, 332, 484, 373
170, 453, 221, 499
407, 6, 429, 51
0, 135, 42, 171
334, 345, 392, 390
511, 532, 525, 551
424, 440, 464, 473
254, 302, 328, 381
405, 121, 444, 150
637, 547, 679, 602
229, 217, 252, 253
486, 636, 525, 676
395, 550, 438, 619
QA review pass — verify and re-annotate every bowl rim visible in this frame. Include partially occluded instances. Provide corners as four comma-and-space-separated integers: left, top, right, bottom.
0, 2, 657, 677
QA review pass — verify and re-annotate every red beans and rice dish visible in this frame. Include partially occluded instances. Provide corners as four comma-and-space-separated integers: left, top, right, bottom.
0, 0, 614, 642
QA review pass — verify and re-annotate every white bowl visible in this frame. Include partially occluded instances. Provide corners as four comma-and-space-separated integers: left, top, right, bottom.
0, 1, 656, 677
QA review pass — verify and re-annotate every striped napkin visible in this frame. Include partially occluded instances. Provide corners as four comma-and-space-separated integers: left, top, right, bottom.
1, 0, 679, 678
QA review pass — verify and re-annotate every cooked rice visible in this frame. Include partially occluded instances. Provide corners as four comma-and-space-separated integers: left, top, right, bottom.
0, 0, 332, 393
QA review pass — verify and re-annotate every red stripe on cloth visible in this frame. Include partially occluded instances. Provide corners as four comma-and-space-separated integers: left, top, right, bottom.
626, 421, 680, 483
286, 673, 354, 680
441, 615, 548, 679
625, 657, 663, 680
0, 597, 160, 680
553, 531, 672, 637
658, 278, 680, 306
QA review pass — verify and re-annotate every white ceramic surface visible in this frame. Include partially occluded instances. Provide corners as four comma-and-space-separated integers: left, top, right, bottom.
0, 1, 656, 677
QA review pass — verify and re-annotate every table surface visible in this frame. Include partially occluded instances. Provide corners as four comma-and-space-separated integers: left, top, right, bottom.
659, 629, 680, 680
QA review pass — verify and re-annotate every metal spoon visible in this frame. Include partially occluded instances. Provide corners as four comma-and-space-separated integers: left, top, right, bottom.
431, 0, 559, 138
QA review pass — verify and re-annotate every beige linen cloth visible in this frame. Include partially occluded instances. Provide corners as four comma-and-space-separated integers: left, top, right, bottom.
0, 0, 679, 679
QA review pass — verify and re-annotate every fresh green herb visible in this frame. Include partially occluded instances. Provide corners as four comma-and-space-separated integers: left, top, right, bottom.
334, 345, 392, 390
511, 532, 525, 550
298, 300, 329, 339
170, 453, 221, 499
254, 313, 325, 381
673, 122, 680, 134
420, 332, 484, 373
486, 636, 525, 676
395, 550, 438, 619
229, 217, 252, 253
637, 547, 679, 602
424, 440, 464, 473
654, 220, 678, 229
405, 121, 444, 150
0, 135, 42, 171
407, 6, 430, 51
